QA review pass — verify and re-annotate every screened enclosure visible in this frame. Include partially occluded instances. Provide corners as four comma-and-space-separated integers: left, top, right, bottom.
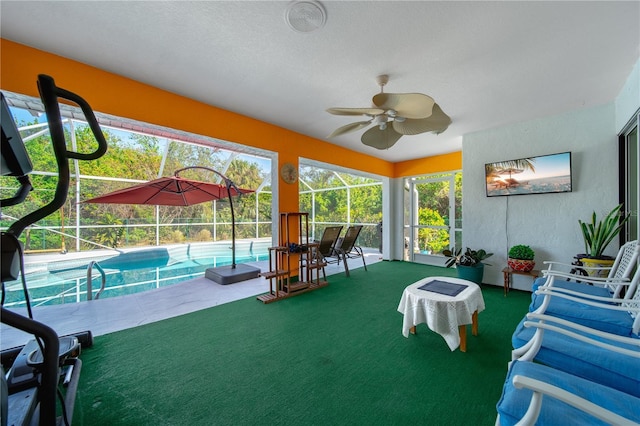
1, 92, 383, 254
299, 163, 383, 250
404, 172, 463, 263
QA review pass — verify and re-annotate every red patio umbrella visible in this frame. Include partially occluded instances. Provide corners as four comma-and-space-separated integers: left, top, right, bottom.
83, 175, 253, 206
83, 166, 259, 284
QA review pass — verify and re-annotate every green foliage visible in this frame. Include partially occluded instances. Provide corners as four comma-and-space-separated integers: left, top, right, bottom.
111, 227, 126, 248
417, 208, 449, 253
443, 247, 493, 267
93, 214, 125, 248
508, 244, 535, 260
298, 166, 383, 248
408, 174, 461, 255
193, 229, 212, 242
579, 204, 630, 258
3, 106, 387, 253
168, 230, 186, 243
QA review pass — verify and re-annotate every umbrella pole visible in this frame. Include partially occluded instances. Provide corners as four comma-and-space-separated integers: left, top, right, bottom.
174, 166, 242, 268
225, 178, 237, 269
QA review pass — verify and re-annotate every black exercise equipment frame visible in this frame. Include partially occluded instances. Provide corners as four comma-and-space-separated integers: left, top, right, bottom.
1, 74, 108, 425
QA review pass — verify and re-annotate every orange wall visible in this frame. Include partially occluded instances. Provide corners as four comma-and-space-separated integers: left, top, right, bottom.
394, 152, 462, 176
0, 39, 461, 195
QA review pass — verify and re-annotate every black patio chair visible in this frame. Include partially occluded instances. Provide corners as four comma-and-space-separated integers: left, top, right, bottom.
330, 225, 367, 277
312, 225, 343, 263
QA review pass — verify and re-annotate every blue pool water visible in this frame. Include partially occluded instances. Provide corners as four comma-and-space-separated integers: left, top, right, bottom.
3, 240, 270, 308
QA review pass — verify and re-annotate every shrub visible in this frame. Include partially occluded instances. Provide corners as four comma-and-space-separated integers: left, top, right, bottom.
194, 229, 212, 242
508, 244, 535, 260
168, 230, 186, 243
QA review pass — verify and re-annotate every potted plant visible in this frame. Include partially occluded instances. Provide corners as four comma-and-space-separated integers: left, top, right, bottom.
507, 244, 535, 272
443, 247, 493, 284
578, 204, 630, 276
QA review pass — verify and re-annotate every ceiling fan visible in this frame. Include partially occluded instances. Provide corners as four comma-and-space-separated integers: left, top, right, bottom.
326, 75, 451, 150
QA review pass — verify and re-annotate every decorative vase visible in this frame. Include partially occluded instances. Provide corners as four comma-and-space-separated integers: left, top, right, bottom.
577, 256, 615, 278
456, 263, 484, 284
507, 258, 535, 272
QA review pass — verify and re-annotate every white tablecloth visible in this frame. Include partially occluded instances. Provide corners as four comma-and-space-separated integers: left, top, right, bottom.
397, 276, 485, 351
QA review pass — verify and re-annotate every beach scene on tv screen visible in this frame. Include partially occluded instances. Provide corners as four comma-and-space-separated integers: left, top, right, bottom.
485, 152, 572, 197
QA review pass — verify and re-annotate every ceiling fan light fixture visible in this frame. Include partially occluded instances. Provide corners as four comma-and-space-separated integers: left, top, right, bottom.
372, 115, 388, 125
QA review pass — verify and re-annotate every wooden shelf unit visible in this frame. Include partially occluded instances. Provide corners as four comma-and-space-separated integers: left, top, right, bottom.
257, 212, 328, 303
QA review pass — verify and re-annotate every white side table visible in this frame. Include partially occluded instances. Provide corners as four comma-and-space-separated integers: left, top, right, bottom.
397, 276, 485, 352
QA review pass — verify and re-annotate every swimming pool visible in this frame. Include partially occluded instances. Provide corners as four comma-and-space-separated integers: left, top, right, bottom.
3, 239, 271, 308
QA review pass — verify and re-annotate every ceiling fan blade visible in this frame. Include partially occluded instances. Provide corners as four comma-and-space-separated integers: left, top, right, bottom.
361, 126, 403, 150
326, 107, 385, 116
392, 103, 452, 135
327, 120, 372, 138
372, 93, 435, 119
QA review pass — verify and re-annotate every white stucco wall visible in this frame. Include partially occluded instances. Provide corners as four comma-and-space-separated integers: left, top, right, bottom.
390, 59, 639, 280
462, 103, 619, 290
615, 59, 640, 133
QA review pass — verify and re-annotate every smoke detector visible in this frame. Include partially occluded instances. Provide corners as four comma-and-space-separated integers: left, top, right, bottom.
285, 1, 326, 33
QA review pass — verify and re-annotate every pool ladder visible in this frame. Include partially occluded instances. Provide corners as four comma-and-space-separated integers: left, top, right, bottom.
86, 261, 106, 301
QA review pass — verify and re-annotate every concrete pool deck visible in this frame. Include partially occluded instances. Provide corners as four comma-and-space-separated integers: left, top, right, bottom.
1, 250, 382, 349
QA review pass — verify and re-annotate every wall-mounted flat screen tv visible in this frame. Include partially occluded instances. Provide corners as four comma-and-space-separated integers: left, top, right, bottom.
485, 152, 572, 197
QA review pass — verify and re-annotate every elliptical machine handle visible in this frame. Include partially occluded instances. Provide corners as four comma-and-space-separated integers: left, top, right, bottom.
36, 74, 108, 161
7, 75, 108, 238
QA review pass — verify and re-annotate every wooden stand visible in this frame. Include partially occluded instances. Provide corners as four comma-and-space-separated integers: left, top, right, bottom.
257, 212, 328, 303
502, 267, 540, 296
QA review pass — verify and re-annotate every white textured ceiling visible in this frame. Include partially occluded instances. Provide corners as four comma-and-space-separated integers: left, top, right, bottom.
1, 1, 638, 162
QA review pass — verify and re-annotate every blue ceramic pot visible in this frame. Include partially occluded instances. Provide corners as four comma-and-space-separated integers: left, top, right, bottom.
456, 263, 484, 284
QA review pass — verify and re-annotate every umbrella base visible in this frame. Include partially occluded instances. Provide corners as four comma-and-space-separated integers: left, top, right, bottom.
205, 264, 261, 285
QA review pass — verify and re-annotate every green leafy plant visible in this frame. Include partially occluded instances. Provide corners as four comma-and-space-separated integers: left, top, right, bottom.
508, 244, 535, 260
443, 247, 493, 267
579, 204, 630, 259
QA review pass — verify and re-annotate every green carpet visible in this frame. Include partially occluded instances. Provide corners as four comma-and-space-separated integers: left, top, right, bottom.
74, 261, 531, 425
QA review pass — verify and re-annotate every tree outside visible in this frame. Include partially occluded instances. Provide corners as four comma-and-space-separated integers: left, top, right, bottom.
2, 104, 384, 254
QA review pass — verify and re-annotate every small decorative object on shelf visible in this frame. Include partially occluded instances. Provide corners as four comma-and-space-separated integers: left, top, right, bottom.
507, 244, 535, 272
288, 243, 308, 253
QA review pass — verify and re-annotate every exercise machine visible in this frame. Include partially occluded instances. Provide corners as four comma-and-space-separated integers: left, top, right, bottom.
1, 75, 108, 425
